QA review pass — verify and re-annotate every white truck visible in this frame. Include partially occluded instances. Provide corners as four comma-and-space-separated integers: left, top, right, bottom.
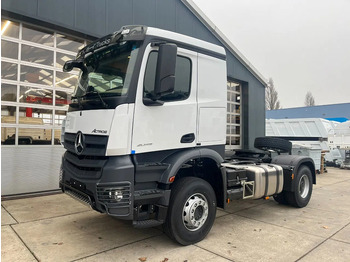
60, 26, 315, 245
329, 121, 350, 168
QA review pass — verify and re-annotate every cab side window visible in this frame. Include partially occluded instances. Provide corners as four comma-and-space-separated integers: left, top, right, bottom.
144, 51, 191, 102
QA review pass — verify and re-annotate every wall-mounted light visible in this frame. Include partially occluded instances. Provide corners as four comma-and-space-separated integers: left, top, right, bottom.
1, 20, 11, 35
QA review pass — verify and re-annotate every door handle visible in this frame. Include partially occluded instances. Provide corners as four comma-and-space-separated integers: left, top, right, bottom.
181, 133, 195, 143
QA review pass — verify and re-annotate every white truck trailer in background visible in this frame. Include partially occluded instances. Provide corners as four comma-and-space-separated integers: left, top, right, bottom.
329, 121, 350, 168
266, 118, 345, 170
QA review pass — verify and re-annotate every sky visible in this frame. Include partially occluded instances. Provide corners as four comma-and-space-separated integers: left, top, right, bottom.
192, 0, 350, 108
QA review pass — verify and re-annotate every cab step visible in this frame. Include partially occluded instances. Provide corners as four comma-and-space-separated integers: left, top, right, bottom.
133, 219, 164, 228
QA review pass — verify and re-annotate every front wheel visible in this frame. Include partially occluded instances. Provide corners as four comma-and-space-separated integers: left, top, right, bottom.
285, 166, 313, 208
163, 177, 217, 245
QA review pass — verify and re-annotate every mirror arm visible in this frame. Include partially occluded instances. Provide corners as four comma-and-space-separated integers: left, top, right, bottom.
81, 66, 88, 75
143, 97, 164, 106
151, 41, 167, 47
63, 59, 88, 74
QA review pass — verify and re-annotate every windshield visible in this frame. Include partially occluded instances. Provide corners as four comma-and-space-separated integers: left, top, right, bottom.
73, 41, 139, 99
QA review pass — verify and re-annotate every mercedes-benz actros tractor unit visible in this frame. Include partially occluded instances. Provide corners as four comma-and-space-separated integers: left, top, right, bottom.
59, 26, 315, 245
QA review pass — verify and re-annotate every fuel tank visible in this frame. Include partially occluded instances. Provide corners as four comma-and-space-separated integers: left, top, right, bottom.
223, 163, 284, 199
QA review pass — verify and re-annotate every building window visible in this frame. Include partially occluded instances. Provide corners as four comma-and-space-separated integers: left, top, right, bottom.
226, 80, 241, 149
1, 19, 87, 145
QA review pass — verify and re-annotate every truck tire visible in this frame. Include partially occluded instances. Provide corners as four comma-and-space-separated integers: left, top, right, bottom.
163, 177, 216, 245
273, 192, 289, 205
254, 137, 292, 153
285, 166, 313, 208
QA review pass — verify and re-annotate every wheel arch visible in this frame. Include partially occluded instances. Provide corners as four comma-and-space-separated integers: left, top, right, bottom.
298, 160, 316, 185
160, 147, 225, 208
271, 155, 316, 192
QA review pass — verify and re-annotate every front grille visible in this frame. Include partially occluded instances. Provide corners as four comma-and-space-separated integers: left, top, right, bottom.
64, 151, 108, 179
64, 132, 108, 156
59, 165, 63, 184
97, 183, 131, 207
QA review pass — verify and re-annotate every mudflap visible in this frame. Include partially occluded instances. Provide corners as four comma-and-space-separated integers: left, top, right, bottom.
271, 155, 316, 192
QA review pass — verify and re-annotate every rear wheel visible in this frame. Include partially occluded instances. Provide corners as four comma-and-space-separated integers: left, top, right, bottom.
273, 192, 289, 205
285, 166, 313, 207
163, 177, 216, 245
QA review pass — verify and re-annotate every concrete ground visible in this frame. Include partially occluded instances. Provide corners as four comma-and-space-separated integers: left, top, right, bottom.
1, 167, 350, 262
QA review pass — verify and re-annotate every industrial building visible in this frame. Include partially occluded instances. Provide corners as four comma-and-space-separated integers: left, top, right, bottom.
1, 0, 267, 195
266, 103, 350, 123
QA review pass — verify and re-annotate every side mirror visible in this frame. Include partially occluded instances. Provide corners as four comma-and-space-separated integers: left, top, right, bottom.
63, 60, 88, 75
154, 43, 177, 99
63, 60, 75, 72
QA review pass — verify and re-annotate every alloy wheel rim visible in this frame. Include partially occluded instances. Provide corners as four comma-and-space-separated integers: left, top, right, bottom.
299, 174, 310, 198
182, 193, 209, 231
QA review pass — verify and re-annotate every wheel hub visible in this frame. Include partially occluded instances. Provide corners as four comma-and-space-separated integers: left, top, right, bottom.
182, 193, 209, 231
299, 174, 310, 198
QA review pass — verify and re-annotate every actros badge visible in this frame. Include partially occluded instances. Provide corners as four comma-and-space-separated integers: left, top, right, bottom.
92, 129, 107, 134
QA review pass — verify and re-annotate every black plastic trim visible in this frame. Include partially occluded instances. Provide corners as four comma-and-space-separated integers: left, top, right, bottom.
62, 154, 135, 219
271, 155, 316, 192
181, 133, 195, 143
270, 136, 323, 142
64, 132, 108, 156
62, 145, 225, 219
159, 146, 224, 184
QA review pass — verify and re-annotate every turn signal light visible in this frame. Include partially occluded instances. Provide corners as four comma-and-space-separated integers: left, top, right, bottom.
169, 176, 175, 183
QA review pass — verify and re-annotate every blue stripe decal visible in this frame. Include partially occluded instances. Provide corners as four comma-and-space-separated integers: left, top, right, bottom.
325, 117, 348, 122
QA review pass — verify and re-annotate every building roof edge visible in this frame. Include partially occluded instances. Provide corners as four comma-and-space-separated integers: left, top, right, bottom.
182, 0, 268, 86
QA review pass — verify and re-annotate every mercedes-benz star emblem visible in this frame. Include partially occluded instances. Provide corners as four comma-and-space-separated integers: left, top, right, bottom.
75, 131, 84, 155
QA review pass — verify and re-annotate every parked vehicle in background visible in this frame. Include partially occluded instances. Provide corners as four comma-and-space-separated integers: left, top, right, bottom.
329, 121, 350, 169
266, 118, 346, 171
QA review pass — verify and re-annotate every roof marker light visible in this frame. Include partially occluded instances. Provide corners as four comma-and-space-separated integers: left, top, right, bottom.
122, 29, 130, 35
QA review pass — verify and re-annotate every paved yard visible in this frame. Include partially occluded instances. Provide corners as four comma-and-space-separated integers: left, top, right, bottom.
2, 167, 350, 262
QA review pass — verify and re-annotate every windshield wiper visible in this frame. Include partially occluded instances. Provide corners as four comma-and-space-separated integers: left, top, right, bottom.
70, 96, 84, 109
104, 85, 123, 92
84, 87, 109, 109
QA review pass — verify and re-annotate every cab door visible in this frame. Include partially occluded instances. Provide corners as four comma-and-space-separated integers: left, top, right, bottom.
131, 44, 198, 154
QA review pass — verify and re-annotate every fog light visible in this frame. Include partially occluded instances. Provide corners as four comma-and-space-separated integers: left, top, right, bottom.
109, 190, 123, 201
97, 183, 130, 204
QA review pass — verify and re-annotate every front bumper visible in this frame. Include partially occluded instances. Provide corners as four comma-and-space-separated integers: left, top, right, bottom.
60, 152, 135, 219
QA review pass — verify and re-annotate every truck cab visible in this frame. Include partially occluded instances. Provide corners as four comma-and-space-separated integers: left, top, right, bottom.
60, 25, 315, 245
